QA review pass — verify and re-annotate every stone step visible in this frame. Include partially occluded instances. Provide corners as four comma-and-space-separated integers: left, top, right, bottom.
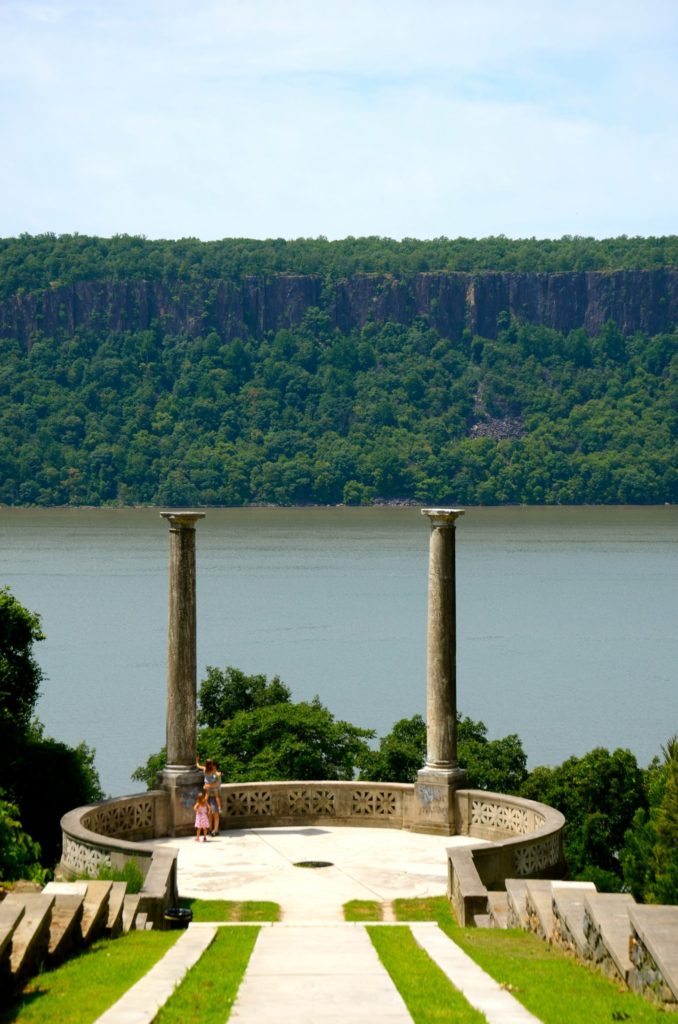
0, 900, 25, 991
80, 881, 112, 945
583, 892, 635, 982
106, 882, 126, 936
5, 893, 55, 983
628, 903, 678, 1004
551, 881, 597, 957
42, 881, 88, 965
122, 893, 141, 933
46, 895, 85, 965
134, 911, 148, 930
505, 878, 530, 929
524, 880, 556, 941
487, 891, 509, 929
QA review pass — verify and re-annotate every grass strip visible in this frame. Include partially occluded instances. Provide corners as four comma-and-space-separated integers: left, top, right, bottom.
393, 897, 669, 1024
448, 927, 669, 1024
0, 931, 180, 1024
154, 926, 259, 1024
393, 896, 453, 924
367, 925, 486, 1024
180, 898, 280, 922
343, 899, 383, 921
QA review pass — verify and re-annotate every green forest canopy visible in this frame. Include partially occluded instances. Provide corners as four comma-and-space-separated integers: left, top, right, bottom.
0, 233, 677, 507
1, 232, 678, 294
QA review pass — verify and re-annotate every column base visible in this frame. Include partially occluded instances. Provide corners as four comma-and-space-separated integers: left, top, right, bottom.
411, 766, 467, 835
159, 766, 203, 836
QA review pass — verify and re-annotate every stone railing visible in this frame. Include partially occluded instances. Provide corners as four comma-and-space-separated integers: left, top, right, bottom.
59, 790, 176, 927
219, 781, 414, 829
449, 789, 566, 925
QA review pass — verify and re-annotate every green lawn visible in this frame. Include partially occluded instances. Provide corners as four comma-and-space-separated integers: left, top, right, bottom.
179, 898, 280, 922
393, 897, 670, 1024
368, 925, 486, 1024
0, 931, 180, 1024
154, 926, 259, 1024
343, 899, 384, 921
3, 895, 670, 1024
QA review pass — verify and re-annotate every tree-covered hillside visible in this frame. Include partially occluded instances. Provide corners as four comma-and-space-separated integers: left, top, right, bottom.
0, 235, 677, 507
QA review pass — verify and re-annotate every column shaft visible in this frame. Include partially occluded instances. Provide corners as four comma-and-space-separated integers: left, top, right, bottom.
412, 508, 466, 835
161, 512, 205, 770
425, 516, 459, 769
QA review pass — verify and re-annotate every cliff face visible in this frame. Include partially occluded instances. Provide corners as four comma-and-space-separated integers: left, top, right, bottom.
2, 269, 677, 348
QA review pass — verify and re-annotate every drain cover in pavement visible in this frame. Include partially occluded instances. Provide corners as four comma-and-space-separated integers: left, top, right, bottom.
293, 861, 334, 868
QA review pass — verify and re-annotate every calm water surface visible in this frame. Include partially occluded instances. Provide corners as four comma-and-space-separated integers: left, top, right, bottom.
0, 506, 676, 796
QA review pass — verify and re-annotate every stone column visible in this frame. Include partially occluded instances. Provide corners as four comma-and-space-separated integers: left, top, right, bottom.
413, 508, 467, 834
159, 511, 205, 834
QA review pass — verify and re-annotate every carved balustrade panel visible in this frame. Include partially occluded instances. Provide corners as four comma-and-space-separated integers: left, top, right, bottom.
62, 834, 111, 875
513, 833, 561, 876
470, 799, 529, 834
223, 790, 273, 816
351, 790, 398, 817
288, 789, 336, 815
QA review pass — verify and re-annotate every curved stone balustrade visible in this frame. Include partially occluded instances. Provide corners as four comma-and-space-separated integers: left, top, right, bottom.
450, 789, 566, 925
59, 782, 564, 928
60, 790, 170, 876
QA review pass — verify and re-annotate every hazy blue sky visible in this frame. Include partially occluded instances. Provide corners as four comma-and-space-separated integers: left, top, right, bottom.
2, 0, 677, 241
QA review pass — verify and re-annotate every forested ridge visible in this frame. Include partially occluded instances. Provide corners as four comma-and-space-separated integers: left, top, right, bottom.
3, 233, 678, 292
1, 234, 677, 507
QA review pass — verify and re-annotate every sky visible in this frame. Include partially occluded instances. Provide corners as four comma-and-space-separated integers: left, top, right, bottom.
1, 0, 677, 243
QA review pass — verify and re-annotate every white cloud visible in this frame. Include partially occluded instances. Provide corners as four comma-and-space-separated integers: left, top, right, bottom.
1, 0, 677, 239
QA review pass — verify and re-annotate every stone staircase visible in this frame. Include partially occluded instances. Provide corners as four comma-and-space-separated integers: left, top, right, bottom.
486, 878, 678, 1008
0, 879, 150, 995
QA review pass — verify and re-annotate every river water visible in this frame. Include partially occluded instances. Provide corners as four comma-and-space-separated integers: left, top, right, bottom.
0, 506, 676, 796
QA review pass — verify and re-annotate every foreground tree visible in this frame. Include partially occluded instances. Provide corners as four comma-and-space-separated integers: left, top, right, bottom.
358, 713, 528, 794
457, 716, 528, 794
0, 796, 45, 884
357, 714, 427, 782
198, 665, 291, 727
0, 587, 102, 875
134, 667, 373, 787
200, 699, 374, 782
520, 746, 646, 891
0, 587, 44, 770
621, 736, 678, 904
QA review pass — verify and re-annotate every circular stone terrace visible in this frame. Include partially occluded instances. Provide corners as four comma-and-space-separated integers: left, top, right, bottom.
153, 825, 483, 922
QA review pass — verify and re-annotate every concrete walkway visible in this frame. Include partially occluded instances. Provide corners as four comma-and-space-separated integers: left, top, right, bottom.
230, 923, 412, 1022
93, 826, 545, 1023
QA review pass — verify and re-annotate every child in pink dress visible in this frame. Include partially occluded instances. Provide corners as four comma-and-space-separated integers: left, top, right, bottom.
194, 791, 210, 841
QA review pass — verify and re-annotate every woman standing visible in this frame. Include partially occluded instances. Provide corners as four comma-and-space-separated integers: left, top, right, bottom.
196, 757, 222, 836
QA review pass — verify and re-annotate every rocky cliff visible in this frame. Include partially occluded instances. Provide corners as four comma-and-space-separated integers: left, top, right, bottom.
2, 269, 677, 348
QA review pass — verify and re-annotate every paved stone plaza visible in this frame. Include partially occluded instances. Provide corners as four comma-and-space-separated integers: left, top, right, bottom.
154, 825, 484, 921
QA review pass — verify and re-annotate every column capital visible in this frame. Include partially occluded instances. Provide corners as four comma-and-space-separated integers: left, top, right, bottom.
160, 511, 206, 529
421, 508, 465, 527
